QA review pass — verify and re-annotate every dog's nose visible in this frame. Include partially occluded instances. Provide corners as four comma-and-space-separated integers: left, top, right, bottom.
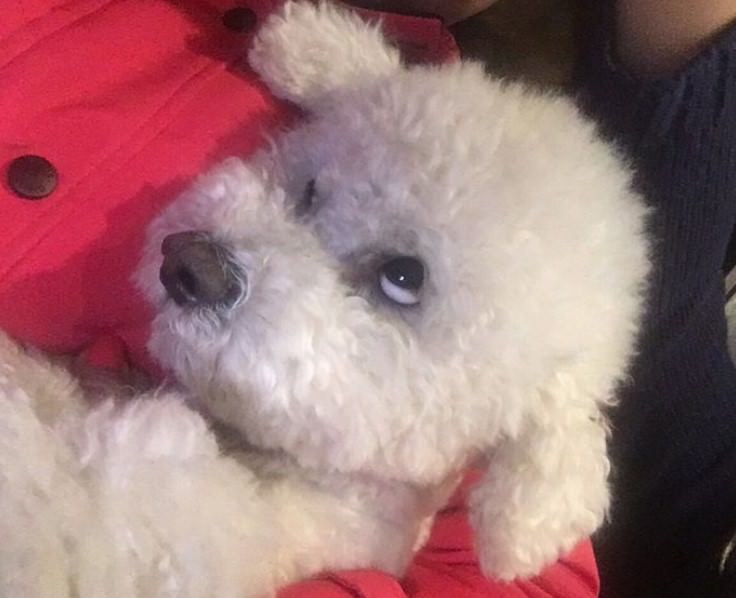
159, 231, 246, 309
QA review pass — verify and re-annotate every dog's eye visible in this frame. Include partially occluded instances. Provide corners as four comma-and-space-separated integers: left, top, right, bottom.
296, 178, 317, 217
379, 257, 424, 306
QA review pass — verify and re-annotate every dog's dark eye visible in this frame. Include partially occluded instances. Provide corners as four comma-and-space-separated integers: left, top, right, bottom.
379, 256, 425, 305
297, 178, 317, 217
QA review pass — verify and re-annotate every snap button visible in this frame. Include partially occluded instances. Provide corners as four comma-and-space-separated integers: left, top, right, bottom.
6, 155, 58, 199
222, 6, 257, 32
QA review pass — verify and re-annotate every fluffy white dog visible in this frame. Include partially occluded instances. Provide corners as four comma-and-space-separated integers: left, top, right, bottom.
0, 2, 650, 596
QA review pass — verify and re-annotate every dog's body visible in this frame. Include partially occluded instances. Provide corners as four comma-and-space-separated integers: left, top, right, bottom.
0, 3, 649, 596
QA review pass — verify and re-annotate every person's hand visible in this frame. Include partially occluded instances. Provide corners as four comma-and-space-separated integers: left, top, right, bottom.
346, 1, 497, 24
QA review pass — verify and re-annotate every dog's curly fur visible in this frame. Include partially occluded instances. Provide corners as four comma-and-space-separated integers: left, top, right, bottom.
0, 2, 650, 596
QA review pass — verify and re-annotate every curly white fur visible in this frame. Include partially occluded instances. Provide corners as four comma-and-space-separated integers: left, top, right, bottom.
0, 1, 650, 595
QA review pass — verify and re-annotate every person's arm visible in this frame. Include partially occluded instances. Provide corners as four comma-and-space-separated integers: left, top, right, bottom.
576, 1, 736, 596
616, 0, 736, 77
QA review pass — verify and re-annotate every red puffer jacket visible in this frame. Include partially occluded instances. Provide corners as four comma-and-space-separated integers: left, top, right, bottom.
0, 1, 598, 595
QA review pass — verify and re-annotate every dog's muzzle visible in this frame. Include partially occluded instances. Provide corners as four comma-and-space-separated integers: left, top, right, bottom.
159, 231, 246, 310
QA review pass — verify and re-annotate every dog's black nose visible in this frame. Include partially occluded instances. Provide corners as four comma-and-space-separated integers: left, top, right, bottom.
159, 231, 246, 309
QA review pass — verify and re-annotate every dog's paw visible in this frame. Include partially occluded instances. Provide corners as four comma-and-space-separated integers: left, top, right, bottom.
470, 472, 602, 581
73, 395, 217, 471
471, 504, 568, 581
473, 524, 564, 581
248, 1, 400, 107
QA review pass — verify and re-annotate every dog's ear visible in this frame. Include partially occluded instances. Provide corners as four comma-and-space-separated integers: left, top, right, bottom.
248, 1, 402, 109
468, 371, 611, 581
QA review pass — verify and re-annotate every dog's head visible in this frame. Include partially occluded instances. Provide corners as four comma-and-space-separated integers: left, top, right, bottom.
136, 4, 648, 492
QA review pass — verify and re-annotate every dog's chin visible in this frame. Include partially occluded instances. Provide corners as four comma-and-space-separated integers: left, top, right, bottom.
149, 309, 226, 367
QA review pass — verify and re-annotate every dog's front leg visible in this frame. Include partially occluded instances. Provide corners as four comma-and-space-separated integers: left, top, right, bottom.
0, 389, 430, 597
0, 386, 283, 598
469, 372, 611, 580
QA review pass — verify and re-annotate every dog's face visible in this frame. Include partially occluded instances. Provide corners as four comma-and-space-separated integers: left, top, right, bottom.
135, 4, 650, 577
137, 61, 646, 487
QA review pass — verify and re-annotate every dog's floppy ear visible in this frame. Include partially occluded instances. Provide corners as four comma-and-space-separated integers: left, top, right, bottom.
248, 1, 402, 109
469, 371, 611, 580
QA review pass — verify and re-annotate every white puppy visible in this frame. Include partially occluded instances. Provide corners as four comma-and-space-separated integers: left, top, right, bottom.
0, 2, 649, 596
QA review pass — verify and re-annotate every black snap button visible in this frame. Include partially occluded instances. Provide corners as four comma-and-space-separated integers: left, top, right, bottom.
222, 6, 257, 32
7, 155, 58, 199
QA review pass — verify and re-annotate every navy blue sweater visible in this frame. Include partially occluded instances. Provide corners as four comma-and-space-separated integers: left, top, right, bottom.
576, 6, 736, 597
